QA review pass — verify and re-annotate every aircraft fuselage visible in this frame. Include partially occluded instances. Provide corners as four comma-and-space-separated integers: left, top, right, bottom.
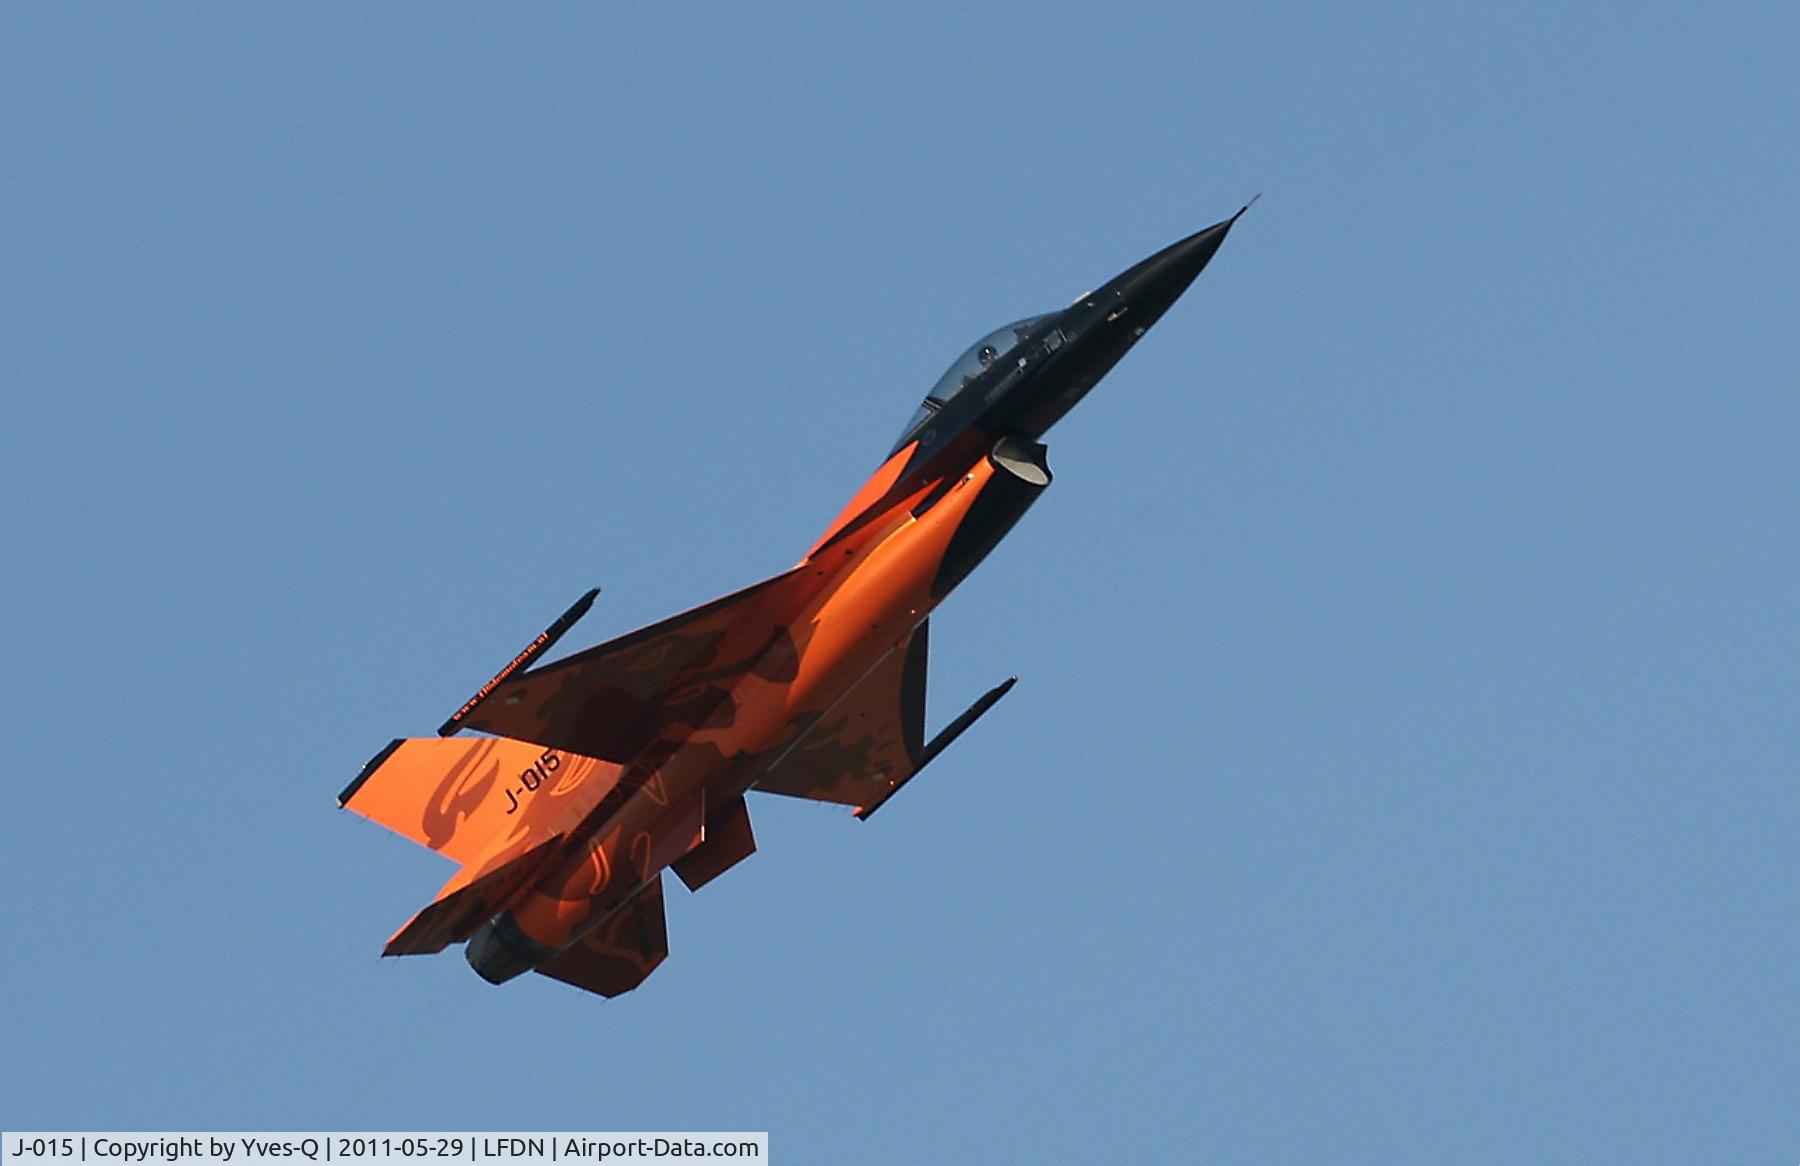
342, 205, 1246, 997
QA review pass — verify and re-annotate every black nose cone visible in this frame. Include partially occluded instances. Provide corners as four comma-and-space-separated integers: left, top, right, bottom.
995, 201, 1251, 441
1100, 205, 1247, 318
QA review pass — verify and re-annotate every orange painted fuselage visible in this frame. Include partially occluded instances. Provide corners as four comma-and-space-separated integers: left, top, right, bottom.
341, 207, 1244, 997
511, 445, 1011, 953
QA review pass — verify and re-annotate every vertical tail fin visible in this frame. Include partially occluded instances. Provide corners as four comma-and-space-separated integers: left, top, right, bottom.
341, 736, 621, 866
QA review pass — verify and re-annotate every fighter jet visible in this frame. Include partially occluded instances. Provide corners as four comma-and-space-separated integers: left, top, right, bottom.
340, 205, 1248, 997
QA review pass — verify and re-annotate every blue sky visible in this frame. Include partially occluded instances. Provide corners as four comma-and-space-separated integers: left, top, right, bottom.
4, 4, 1797, 1162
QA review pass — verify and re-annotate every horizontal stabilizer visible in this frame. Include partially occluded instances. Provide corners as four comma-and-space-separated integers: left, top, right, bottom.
535, 874, 669, 997
341, 736, 621, 866
383, 833, 564, 957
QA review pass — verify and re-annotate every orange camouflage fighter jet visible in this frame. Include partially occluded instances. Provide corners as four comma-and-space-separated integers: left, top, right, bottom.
340, 206, 1248, 997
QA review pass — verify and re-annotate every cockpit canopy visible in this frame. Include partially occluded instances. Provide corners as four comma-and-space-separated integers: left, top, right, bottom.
894, 314, 1052, 451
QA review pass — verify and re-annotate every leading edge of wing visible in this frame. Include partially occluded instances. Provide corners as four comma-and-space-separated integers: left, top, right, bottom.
457, 564, 812, 760
515, 565, 810, 683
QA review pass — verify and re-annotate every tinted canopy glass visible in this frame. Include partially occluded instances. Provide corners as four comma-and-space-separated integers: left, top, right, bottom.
893, 314, 1050, 450
926, 315, 1053, 404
